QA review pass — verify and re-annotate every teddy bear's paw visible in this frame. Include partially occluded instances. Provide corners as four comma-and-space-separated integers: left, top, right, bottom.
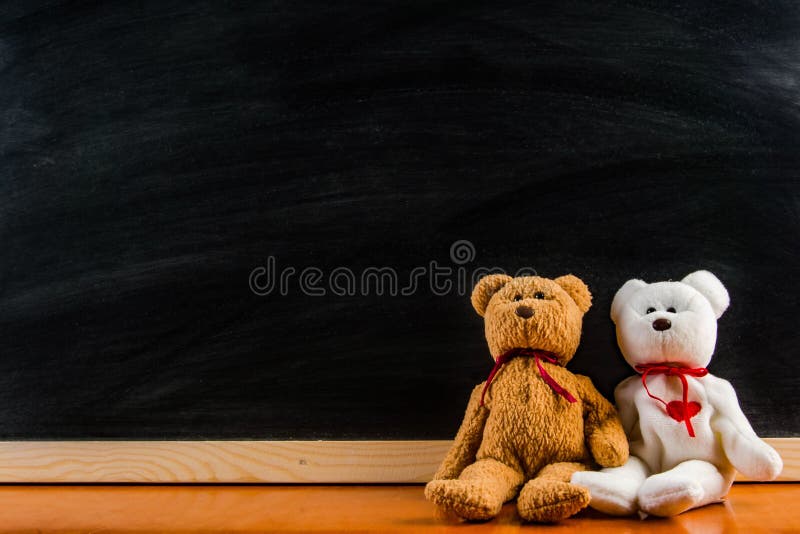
588, 425, 630, 468
424, 479, 503, 521
516, 480, 590, 523
744, 442, 784, 481
637, 475, 704, 517
570, 471, 639, 516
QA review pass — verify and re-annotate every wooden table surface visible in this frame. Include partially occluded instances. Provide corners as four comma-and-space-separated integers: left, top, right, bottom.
0, 483, 795, 533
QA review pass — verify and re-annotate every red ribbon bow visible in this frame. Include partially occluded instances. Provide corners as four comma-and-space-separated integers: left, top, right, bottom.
480, 348, 577, 406
635, 363, 708, 437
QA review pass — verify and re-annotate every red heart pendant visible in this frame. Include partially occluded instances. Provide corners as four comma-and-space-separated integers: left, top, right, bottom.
666, 401, 701, 422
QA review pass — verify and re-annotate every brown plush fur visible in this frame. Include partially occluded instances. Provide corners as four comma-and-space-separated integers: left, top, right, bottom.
425, 275, 629, 522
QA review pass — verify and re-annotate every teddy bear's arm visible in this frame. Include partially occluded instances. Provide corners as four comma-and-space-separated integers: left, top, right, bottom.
613, 375, 641, 437
432, 383, 490, 480
706, 376, 783, 480
577, 375, 629, 468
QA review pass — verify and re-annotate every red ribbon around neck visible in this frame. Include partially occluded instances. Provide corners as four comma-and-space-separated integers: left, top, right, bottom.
480, 348, 577, 406
635, 363, 708, 437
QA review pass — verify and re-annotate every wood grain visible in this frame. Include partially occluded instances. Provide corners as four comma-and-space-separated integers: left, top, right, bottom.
0, 439, 794, 483
0, 483, 795, 533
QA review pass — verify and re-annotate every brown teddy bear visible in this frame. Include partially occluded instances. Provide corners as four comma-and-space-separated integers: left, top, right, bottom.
425, 274, 629, 522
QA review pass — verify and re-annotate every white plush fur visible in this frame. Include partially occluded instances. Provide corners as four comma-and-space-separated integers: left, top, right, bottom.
572, 271, 782, 517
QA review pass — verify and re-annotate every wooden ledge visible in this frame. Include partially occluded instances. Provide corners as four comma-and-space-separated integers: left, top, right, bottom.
0, 438, 795, 483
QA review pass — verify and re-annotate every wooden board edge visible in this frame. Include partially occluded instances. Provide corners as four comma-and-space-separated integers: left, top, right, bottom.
0, 438, 793, 483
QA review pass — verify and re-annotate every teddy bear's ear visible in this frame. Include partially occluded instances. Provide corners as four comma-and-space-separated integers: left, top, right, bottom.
610, 279, 647, 322
554, 274, 592, 314
471, 274, 513, 317
681, 270, 730, 319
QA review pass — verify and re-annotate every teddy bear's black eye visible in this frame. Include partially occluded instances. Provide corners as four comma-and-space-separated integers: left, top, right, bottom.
646, 307, 656, 314
513, 294, 522, 301
534, 291, 545, 299
667, 307, 676, 313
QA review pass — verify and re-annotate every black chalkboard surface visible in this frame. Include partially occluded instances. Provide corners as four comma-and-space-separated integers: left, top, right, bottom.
0, 1, 797, 441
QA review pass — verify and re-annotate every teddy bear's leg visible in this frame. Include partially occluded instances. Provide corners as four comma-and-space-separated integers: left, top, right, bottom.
425, 458, 524, 521
570, 455, 650, 516
638, 459, 734, 517
516, 462, 591, 523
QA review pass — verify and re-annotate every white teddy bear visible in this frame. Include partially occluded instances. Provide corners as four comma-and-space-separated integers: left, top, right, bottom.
571, 270, 782, 517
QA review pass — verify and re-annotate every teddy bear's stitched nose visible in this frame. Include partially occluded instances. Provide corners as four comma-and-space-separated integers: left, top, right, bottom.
652, 318, 672, 331
515, 305, 534, 319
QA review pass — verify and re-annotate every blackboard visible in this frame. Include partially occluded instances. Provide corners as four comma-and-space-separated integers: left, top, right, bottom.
0, 1, 797, 441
